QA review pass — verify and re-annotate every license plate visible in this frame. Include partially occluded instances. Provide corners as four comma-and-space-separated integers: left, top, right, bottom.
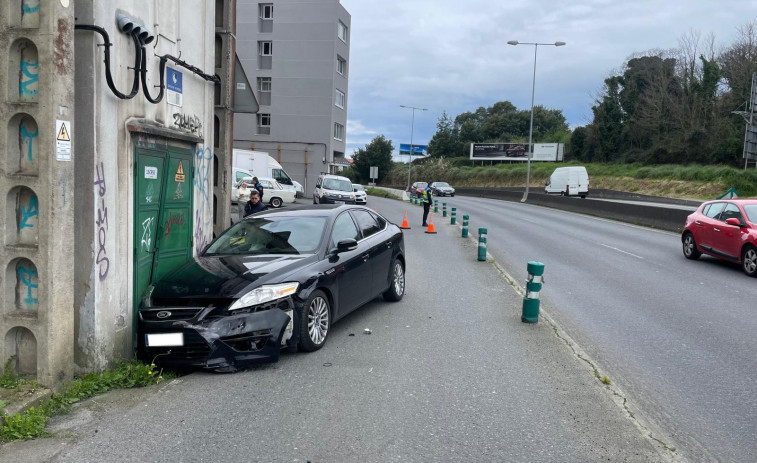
145, 333, 184, 347
335, 201, 345, 205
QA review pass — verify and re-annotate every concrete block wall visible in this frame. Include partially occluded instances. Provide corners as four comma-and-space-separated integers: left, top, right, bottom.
0, 0, 76, 388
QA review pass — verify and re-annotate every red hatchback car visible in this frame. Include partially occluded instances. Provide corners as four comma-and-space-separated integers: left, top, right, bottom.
682, 199, 757, 276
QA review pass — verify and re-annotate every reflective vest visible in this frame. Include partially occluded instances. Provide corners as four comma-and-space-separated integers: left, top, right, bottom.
422, 186, 431, 203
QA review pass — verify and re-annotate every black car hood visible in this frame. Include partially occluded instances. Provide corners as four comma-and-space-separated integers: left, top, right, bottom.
151, 253, 318, 300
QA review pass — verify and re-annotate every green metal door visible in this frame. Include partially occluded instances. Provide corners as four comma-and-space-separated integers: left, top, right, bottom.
133, 146, 194, 314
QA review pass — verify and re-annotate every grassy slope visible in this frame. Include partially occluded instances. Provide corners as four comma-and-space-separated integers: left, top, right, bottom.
386, 160, 756, 200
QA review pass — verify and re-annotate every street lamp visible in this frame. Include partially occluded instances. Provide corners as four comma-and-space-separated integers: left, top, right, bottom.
507, 40, 566, 202
400, 105, 428, 191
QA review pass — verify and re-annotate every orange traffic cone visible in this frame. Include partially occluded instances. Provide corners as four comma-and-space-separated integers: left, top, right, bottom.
400, 211, 411, 229
425, 213, 437, 234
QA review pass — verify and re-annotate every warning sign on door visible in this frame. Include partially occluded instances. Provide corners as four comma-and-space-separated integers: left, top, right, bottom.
175, 160, 185, 183
56, 120, 72, 161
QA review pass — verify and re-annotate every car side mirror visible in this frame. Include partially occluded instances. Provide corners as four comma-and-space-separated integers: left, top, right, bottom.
336, 239, 358, 253
725, 217, 743, 227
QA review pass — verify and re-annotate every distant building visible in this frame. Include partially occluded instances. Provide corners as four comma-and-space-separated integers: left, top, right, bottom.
234, 0, 351, 195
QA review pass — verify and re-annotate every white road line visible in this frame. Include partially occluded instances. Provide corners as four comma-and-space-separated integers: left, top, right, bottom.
600, 243, 644, 259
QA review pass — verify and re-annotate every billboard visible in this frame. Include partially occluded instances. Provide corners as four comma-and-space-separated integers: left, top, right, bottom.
399, 144, 428, 156
470, 143, 564, 161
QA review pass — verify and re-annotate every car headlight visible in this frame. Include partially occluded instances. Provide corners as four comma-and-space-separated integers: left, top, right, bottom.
228, 282, 299, 311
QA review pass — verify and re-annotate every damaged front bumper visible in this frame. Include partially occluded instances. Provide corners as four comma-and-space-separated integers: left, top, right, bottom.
138, 298, 297, 371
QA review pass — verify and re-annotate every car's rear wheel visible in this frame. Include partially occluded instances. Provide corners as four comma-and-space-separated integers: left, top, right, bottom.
741, 245, 757, 277
682, 233, 701, 260
383, 258, 405, 302
271, 197, 283, 208
299, 290, 330, 351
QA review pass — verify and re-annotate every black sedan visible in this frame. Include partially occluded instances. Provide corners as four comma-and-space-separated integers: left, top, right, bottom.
138, 205, 406, 372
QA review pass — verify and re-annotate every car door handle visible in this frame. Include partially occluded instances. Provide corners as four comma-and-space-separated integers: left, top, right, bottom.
713, 228, 720, 232
695, 220, 701, 225
385, 241, 392, 248
361, 253, 370, 261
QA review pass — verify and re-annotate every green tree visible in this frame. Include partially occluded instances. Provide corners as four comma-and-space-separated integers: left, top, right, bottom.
427, 111, 462, 157
350, 135, 394, 183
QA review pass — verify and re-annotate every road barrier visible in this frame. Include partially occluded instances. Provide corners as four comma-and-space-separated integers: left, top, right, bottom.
522, 261, 545, 323
451, 207, 457, 225
478, 228, 487, 261
462, 214, 469, 238
434, 200, 438, 213
442, 203, 447, 217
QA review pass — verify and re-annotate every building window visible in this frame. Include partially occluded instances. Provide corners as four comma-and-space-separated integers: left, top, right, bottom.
337, 21, 348, 43
259, 3, 273, 19
258, 113, 271, 135
259, 41, 273, 56
258, 77, 272, 92
337, 55, 346, 76
334, 122, 344, 141
335, 89, 345, 109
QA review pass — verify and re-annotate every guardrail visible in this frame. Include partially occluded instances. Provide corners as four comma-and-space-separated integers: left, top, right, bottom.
381, 186, 700, 233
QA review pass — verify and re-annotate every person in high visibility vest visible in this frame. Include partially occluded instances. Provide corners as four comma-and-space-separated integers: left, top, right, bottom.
422, 180, 433, 227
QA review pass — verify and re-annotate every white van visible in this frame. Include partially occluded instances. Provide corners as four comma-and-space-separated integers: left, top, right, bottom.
545, 166, 589, 198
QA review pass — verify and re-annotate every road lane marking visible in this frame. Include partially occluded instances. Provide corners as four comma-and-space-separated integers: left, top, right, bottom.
601, 243, 644, 259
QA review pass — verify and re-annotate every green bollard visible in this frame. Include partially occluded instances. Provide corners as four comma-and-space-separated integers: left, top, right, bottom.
451, 207, 457, 225
522, 261, 545, 323
434, 200, 438, 213
462, 215, 469, 238
478, 228, 487, 261
442, 203, 447, 217
409, 194, 414, 203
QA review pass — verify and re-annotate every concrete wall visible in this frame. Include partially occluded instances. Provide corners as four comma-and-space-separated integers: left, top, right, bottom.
234, 0, 350, 193
70, 0, 217, 374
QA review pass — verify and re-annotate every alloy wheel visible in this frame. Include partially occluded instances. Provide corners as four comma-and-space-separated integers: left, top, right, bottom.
743, 248, 757, 275
308, 296, 329, 345
393, 262, 405, 296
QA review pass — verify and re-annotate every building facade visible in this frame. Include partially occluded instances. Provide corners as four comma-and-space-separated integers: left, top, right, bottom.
0, 0, 236, 388
234, 0, 350, 195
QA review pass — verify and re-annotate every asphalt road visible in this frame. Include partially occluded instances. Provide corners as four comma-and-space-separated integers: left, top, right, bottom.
431, 194, 757, 463
1, 197, 672, 463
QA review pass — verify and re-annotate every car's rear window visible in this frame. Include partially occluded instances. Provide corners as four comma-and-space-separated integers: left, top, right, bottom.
205, 216, 326, 255
704, 202, 726, 219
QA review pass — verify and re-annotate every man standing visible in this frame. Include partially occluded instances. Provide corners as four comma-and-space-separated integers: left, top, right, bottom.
252, 176, 264, 201
422, 180, 433, 227
244, 189, 268, 217
237, 182, 251, 222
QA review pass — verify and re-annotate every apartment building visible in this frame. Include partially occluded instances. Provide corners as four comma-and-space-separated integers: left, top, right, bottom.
234, 0, 351, 195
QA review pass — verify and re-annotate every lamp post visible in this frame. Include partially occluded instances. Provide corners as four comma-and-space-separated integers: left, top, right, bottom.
400, 105, 428, 191
507, 40, 566, 202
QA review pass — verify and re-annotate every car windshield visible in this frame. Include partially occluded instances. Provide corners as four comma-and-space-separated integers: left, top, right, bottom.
743, 205, 757, 222
324, 178, 353, 191
204, 216, 327, 256
435, 182, 450, 187
353, 184, 364, 191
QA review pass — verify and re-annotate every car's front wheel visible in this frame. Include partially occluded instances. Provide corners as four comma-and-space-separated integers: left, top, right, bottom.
270, 197, 283, 208
682, 233, 701, 260
299, 290, 330, 351
742, 245, 757, 277
383, 258, 405, 302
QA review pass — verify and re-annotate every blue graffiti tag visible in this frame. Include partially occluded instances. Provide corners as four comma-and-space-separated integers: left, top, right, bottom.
20, 123, 38, 162
20, 61, 39, 97
23, 1, 40, 13
19, 194, 38, 229
194, 147, 212, 202
18, 265, 38, 305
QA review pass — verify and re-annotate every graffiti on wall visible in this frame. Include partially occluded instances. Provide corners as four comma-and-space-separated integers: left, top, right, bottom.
19, 194, 38, 229
94, 162, 109, 280
173, 113, 203, 138
18, 265, 38, 306
163, 212, 185, 238
20, 60, 38, 97
141, 217, 154, 252
20, 122, 38, 162
194, 146, 213, 254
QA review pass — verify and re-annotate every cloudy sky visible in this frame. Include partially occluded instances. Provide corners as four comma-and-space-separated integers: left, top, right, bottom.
339, 0, 755, 160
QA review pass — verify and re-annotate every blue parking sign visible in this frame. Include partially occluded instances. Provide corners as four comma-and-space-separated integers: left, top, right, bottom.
166, 68, 183, 93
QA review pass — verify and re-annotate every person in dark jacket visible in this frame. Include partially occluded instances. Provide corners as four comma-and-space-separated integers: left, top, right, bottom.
422, 180, 433, 227
252, 176, 264, 201
244, 189, 268, 217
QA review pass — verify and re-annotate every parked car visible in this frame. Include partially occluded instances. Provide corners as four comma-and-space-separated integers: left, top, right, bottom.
313, 173, 357, 204
138, 205, 406, 371
506, 145, 527, 156
353, 184, 367, 204
232, 177, 296, 208
411, 181, 426, 197
431, 182, 455, 197
682, 199, 757, 276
